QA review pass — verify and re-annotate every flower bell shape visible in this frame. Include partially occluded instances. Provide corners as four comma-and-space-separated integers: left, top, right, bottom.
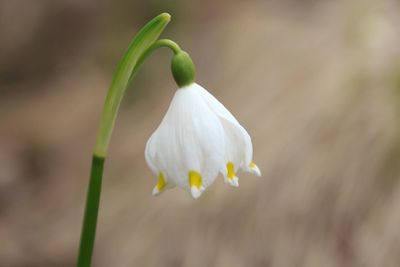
145, 51, 260, 199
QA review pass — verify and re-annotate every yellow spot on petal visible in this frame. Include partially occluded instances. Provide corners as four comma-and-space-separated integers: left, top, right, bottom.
156, 172, 167, 191
227, 162, 235, 179
188, 171, 202, 189
250, 162, 257, 168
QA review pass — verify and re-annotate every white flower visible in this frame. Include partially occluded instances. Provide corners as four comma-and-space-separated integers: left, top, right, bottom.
145, 83, 261, 199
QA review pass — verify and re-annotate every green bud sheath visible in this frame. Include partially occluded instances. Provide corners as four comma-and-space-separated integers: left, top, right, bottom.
171, 51, 196, 87
94, 13, 170, 157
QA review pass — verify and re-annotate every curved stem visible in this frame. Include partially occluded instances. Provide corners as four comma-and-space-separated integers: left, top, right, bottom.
77, 13, 171, 267
153, 39, 181, 54
128, 39, 181, 83
93, 14, 171, 158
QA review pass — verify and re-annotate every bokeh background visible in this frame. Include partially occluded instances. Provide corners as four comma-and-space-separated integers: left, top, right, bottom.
1, 0, 400, 266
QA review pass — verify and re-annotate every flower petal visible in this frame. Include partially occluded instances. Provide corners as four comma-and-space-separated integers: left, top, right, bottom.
145, 84, 225, 194
189, 170, 204, 198
193, 83, 255, 174
193, 83, 239, 124
145, 133, 159, 174
151, 171, 167, 196
223, 162, 239, 187
249, 162, 262, 176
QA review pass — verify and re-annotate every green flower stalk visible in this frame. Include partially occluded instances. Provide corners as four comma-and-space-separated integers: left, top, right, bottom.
77, 13, 175, 267
77, 12, 260, 267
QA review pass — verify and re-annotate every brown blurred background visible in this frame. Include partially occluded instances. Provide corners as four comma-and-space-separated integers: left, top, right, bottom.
1, 0, 400, 266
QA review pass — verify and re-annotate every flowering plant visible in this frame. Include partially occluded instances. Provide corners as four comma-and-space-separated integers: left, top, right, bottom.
76, 13, 259, 267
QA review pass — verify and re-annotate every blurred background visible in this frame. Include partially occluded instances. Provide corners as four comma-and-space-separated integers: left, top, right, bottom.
1, 0, 400, 266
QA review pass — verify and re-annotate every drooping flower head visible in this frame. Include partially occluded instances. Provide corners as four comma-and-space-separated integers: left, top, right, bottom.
145, 51, 260, 199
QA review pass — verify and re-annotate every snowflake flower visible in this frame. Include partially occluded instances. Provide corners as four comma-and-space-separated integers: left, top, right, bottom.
145, 82, 260, 199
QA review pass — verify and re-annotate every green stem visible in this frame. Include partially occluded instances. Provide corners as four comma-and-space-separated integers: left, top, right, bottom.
77, 156, 105, 267
77, 13, 172, 267
152, 39, 181, 54
128, 39, 181, 83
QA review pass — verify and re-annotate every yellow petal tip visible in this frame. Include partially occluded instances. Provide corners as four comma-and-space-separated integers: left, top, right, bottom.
188, 171, 202, 189
152, 172, 167, 196
249, 162, 261, 176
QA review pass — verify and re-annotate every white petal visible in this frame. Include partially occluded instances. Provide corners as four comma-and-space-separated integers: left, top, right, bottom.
190, 186, 202, 199
145, 133, 159, 175
249, 163, 261, 176
220, 118, 253, 169
193, 83, 253, 171
145, 84, 225, 193
152, 185, 161, 196
224, 175, 239, 187
193, 83, 239, 124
